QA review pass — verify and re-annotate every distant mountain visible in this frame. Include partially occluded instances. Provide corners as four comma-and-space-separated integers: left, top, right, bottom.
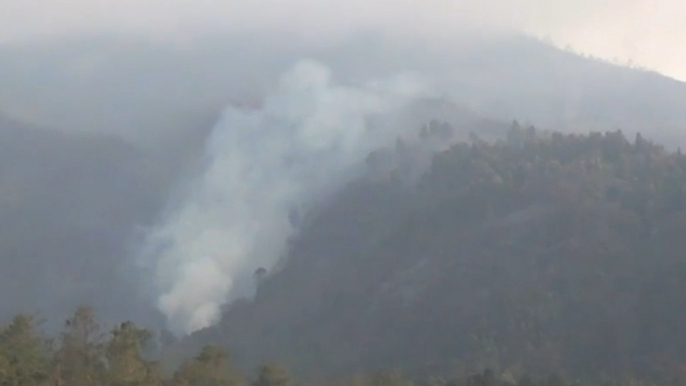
2, 33, 686, 148
172, 126, 686, 382
435, 37, 686, 146
0, 113, 168, 329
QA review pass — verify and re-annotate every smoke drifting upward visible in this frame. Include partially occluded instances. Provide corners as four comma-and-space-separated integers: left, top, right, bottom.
137, 59, 433, 334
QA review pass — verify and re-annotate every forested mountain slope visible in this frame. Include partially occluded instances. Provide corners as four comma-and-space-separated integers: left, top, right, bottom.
176, 126, 686, 382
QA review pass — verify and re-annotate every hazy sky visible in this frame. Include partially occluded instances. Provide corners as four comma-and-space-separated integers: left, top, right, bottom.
1, 0, 685, 80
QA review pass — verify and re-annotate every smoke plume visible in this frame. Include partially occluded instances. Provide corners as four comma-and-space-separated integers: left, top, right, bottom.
137, 59, 433, 334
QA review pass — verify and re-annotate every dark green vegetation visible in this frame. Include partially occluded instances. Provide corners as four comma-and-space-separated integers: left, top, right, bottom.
0, 307, 243, 386
4, 30, 686, 338
0, 307, 678, 386
5, 126, 686, 385
170, 125, 686, 384
4, 28, 686, 386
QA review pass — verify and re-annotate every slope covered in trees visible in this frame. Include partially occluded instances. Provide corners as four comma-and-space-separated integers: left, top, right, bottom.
171, 124, 686, 383
4, 126, 686, 385
4, 30, 686, 338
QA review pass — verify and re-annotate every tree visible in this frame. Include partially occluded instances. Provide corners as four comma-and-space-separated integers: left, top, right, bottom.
54, 306, 106, 386
172, 345, 245, 386
370, 370, 413, 386
253, 363, 293, 386
105, 321, 162, 386
0, 314, 52, 386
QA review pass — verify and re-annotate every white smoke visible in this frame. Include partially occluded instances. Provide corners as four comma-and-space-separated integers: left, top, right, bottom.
137, 59, 434, 334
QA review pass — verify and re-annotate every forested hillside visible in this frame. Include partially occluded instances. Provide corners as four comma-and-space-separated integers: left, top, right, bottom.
4, 31, 686, 336
167, 124, 686, 383
4, 125, 686, 385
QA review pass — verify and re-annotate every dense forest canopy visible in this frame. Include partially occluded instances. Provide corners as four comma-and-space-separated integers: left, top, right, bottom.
5, 126, 686, 385
4, 31, 686, 337
178, 123, 686, 382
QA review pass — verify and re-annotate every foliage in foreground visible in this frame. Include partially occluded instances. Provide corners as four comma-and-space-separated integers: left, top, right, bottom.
0, 306, 676, 386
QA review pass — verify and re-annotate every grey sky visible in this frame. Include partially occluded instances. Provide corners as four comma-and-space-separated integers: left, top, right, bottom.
1, 0, 684, 80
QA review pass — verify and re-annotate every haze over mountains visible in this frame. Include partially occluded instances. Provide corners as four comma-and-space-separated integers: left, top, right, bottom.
1, 22, 686, 385
2, 33, 686, 147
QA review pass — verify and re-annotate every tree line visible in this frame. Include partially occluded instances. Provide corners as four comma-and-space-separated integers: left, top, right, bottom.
0, 306, 665, 386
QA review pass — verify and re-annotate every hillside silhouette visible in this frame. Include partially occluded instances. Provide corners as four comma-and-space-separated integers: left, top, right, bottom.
172, 124, 686, 382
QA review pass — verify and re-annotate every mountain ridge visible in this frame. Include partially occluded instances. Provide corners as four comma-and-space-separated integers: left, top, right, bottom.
168, 126, 686, 382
